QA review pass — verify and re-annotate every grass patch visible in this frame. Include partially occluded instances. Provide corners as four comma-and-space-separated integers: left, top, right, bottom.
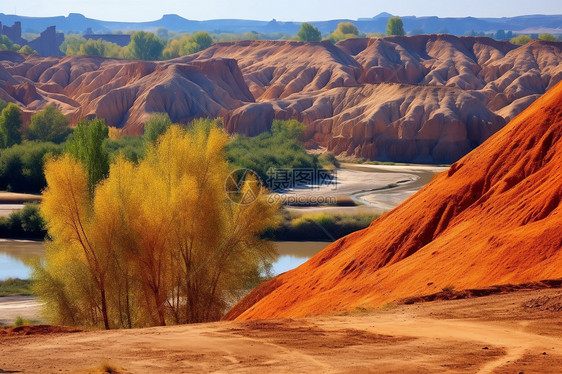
0, 278, 33, 297
263, 210, 379, 241
14, 316, 32, 326
441, 284, 456, 292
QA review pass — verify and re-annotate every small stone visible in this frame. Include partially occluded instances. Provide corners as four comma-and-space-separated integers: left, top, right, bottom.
482, 346, 489, 350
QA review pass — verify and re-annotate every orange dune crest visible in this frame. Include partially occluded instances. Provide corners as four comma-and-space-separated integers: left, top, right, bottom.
225, 81, 562, 321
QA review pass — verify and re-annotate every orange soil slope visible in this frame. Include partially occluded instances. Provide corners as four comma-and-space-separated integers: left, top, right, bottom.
225, 81, 562, 321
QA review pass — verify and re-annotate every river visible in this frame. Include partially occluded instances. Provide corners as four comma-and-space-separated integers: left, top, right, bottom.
0, 164, 449, 281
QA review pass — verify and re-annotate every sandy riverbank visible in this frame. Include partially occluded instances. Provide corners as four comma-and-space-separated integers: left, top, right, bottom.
285, 163, 449, 215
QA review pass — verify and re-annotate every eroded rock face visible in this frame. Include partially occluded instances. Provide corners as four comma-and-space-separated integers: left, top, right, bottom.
1, 36, 562, 163
186, 40, 362, 100
224, 80, 562, 321
0, 54, 254, 135
189, 36, 562, 162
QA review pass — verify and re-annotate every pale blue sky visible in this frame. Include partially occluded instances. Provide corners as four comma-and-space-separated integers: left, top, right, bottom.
1, 0, 562, 22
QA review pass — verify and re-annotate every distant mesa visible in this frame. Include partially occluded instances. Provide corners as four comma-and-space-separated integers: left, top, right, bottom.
2, 12, 562, 35
0, 21, 63, 56
224, 79, 562, 321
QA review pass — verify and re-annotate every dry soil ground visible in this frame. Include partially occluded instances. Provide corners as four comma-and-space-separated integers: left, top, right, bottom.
0, 288, 560, 373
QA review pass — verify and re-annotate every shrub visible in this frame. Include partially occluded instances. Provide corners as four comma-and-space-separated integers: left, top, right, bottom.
510, 35, 532, 45
0, 278, 33, 296
441, 284, 456, 292
0, 103, 23, 148
0, 203, 46, 239
297, 23, 321, 42
328, 22, 360, 43
105, 136, 145, 163
226, 120, 320, 185
143, 112, 172, 144
263, 211, 379, 241
386, 17, 405, 36
28, 105, 71, 143
538, 33, 556, 42
0, 141, 63, 193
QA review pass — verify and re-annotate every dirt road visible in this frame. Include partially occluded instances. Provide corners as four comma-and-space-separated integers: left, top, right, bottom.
0, 288, 560, 373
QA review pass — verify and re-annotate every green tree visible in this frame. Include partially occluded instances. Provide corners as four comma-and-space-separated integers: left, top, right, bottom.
36, 123, 277, 328
162, 32, 213, 59
0, 35, 19, 51
0, 103, 23, 148
60, 34, 87, 55
338, 22, 359, 35
0, 141, 62, 193
78, 39, 122, 58
28, 105, 70, 143
510, 35, 532, 45
128, 31, 164, 60
386, 17, 405, 36
328, 22, 360, 43
495, 30, 506, 40
271, 119, 306, 141
538, 33, 556, 42
17, 45, 37, 55
297, 23, 321, 42
65, 118, 109, 191
188, 31, 213, 53
144, 113, 172, 144
156, 27, 170, 40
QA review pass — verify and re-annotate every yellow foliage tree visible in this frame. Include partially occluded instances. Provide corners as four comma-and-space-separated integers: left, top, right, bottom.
35, 120, 278, 328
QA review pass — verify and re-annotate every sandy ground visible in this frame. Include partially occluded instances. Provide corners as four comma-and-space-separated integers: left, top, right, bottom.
0, 288, 560, 373
0, 193, 42, 217
0, 296, 43, 325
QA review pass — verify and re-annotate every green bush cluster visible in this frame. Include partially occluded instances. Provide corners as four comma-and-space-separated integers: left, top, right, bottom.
0, 141, 63, 192
0, 203, 46, 239
105, 136, 146, 164
328, 22, 362, 43
0, 278, 33, 297
262, 211, 379, 241
1, 112, 337, 205
226, 119, 320, 184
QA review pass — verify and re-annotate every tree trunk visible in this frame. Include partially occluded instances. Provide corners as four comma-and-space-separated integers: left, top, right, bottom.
100, 287, 110, 330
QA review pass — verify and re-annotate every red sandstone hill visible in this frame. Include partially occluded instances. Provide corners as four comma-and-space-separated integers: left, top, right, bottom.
224, 81, 562, 321
1, 36, 562, 162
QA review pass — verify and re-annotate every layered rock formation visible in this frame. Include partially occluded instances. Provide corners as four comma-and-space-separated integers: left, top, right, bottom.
1, 35, 562, 162
0, 53, 254, 134
225, 80, 562, 321
191, 36, 562, 162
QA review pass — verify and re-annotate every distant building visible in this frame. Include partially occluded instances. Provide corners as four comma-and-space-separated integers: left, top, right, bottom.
0, 22, 64, 57
0, 21, 26, 45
